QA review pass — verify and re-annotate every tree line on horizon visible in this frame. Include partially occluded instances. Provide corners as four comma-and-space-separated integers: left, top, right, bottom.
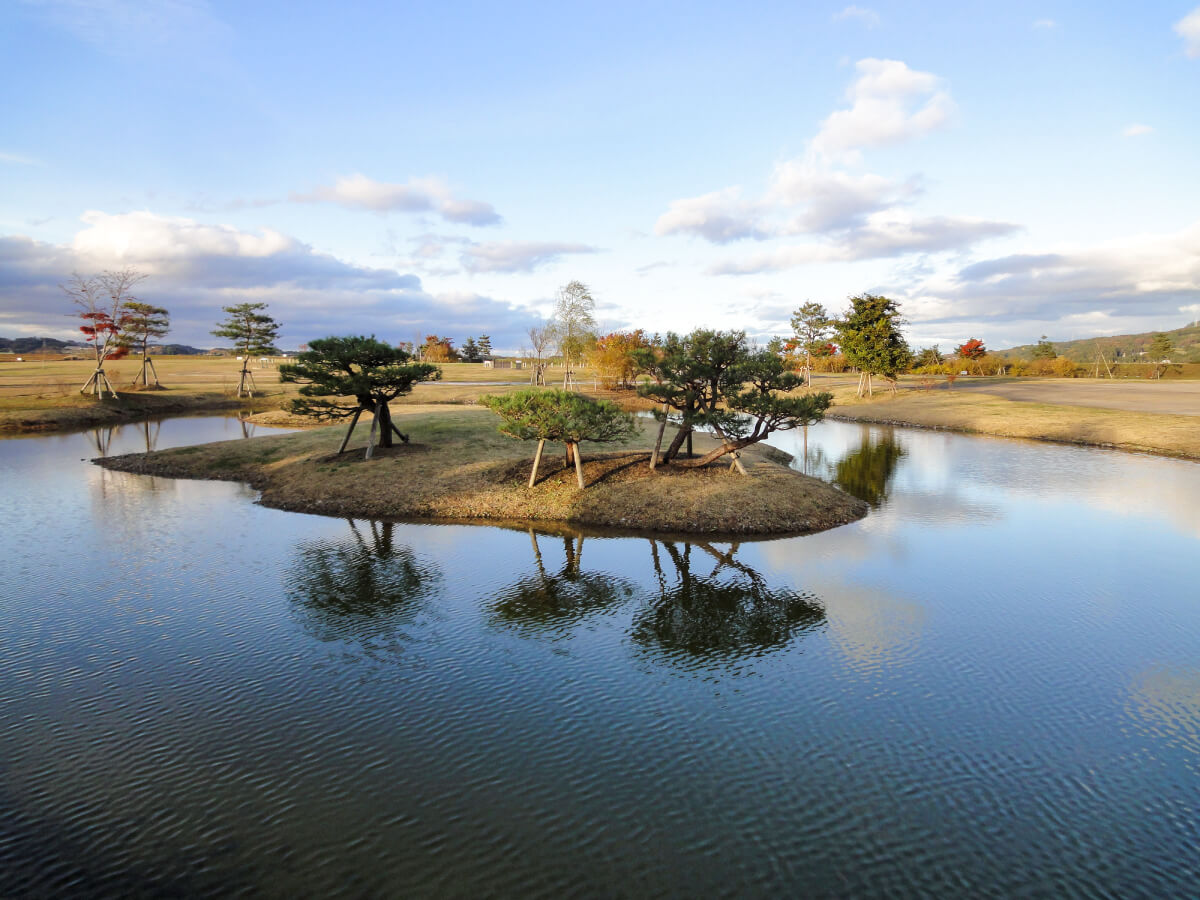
56, 265, 1195, 401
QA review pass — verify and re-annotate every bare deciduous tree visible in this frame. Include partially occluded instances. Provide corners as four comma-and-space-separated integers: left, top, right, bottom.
527, 324, 553, 386
62, 267, 147, 398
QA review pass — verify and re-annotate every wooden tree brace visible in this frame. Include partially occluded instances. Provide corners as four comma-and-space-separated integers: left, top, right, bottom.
572, 441, 586, 489
529, 439, 546, 487
338, 407, 364, 454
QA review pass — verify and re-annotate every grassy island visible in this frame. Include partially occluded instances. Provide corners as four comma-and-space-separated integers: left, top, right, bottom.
95, 407, 867, 536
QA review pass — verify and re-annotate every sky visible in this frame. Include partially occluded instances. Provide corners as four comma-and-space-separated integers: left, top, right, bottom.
2, 0, 1199, 353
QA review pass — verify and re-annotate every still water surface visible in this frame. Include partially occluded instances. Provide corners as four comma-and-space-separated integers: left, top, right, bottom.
1, 416, 1198, 896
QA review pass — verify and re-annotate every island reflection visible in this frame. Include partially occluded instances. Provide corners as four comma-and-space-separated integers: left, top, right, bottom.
286, 519, 443, 652
631, 539, 825, 666
489, 526, 827, 667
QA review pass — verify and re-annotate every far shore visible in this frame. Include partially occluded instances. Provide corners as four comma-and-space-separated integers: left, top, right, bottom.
824, 378, 1200, 460
5, 357, 1196, 461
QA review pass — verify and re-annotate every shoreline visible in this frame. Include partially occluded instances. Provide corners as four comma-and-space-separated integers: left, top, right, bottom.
0, 392, 284, 434
824, 388, 1200, 461
94, 409, 868, 538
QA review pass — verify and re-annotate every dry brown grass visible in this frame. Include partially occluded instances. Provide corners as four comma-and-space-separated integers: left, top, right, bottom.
97, 407, 866, 536
827, 383, 1200, 459
0, 356, 589, 431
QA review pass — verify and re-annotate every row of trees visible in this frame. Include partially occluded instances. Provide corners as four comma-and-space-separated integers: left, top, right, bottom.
62, 267, 282, 399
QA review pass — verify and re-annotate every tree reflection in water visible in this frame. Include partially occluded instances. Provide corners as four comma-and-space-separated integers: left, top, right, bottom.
489, 529, 637, 636
833, 430, 905, 507
631, 540, 825, 666
287, 519, 442, 653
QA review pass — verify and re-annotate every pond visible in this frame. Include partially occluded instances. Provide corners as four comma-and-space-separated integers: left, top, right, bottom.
1, 415, 1198, 896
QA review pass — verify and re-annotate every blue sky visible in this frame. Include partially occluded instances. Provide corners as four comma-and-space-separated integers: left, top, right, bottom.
2, 0, 1199, 352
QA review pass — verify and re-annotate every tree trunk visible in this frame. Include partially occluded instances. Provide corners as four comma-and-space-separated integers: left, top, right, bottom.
565, 442, 575, 466
662, 424, 690, 463
378, 401, 394, 448
675, 436, 756, 469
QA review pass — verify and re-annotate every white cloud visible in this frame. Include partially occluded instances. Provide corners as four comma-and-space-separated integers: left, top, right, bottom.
72, 210, 295, 263
655, 60, 1011, 267
459, 241, 598, 273
811, 58, 955, 162
709, 212, 1019, 274
895, 220, 1200, 331
1032, 18, 1057, 29
768, 161, 919, 232
1176, 6, 1200, 58
0, 212, 547, 348
833, 5, 880, 28
1122, 123, 1154, 137
291, 173, 502, 226
653, 188, 768, 243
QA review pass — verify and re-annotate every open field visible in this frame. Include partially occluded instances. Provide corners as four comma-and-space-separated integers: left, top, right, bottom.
932, 376, 1200, 416
826, 378, 1200, 459
97, 407, 867, 536
0, 356, 545, 431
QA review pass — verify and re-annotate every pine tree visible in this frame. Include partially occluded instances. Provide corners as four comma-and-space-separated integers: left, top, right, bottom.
212, 302, 282, 397
279, 336, 441, 457
834, 294, 911, 397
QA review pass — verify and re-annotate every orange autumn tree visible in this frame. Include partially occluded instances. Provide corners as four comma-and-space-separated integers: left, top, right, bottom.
420, 335, 458, 362
588, 329, 654, 389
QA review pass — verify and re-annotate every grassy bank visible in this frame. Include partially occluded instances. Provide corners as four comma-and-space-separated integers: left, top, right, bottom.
0, 357, 567, 432
96, 408, 867, 536
826, 383, 1200, 460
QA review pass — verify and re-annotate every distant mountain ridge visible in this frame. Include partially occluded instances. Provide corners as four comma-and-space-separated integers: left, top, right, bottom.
0, 337, 206, 355
998, 322, 1200, 363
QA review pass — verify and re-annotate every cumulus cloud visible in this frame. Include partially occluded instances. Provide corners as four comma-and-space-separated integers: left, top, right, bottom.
893, 220, 1200, 334
653, 58, 1003, 268
709, 212, 1019, 274
0, 211, 546, 349
459, 241, 598, 273
1176, 6, 1200, 58
812, 58, 954, 162
653, 188, 768, 243
1123, 123, 1154, 137
291, 173, 502, 226
833, 5, 880, 27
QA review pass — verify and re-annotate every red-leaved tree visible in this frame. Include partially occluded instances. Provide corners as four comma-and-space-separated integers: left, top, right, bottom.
956, 337, 987, 360
63, 268, 145, 398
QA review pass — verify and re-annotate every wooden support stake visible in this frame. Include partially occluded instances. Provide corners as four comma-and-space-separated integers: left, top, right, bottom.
730, 450, 748, 475
650, 405, 668, 470
390, 423, 409, 443
339, 408, 363, 454
572, 442, 585, 489
365, 401, 380, 459
529, 439, 546, 487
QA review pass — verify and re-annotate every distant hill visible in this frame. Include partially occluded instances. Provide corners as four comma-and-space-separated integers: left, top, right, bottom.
149, 344, 205, 355
0, 337, 208, 356
998, 322, 1200, 364
0, 336, 85, 354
